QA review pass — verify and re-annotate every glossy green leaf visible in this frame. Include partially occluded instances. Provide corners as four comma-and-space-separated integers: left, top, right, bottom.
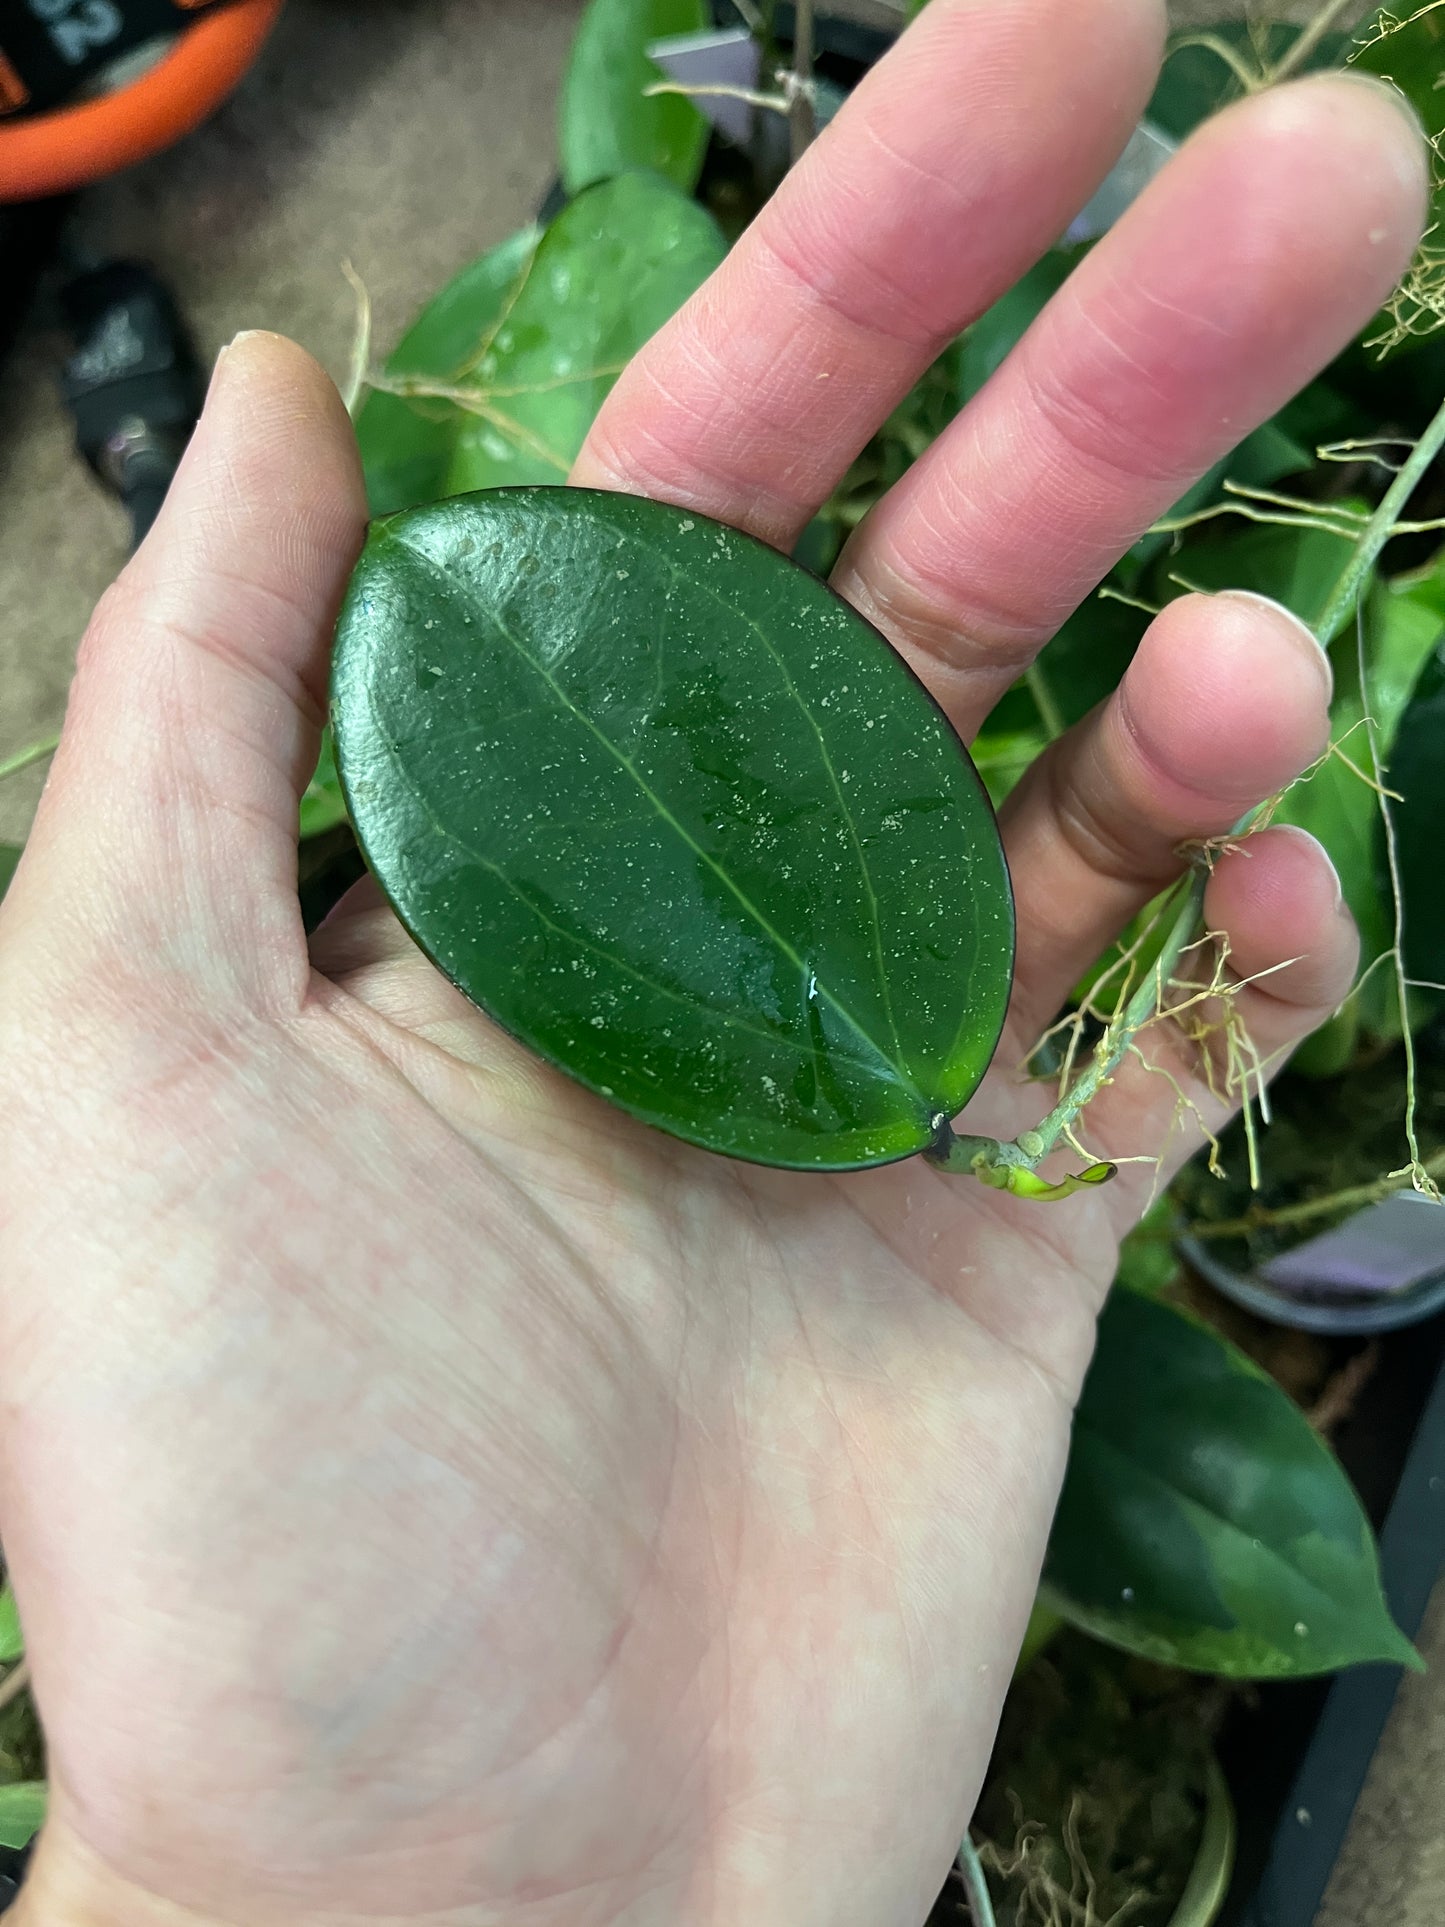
0, 1589, 20, 1666
356, 225, 542, 515
987, 594, 1151, 742
560, 0, 709, 196
444, 175, 726, 498
0, 1781, 45, 1850
1155, 515, 1358, 639
0, 845, 18, 904
299, 728, 348, 840
1115, 1198, 1179, 1299
1043, 1288, 1416, 1677
334, 488, 1014, 1168
1384, 635, 1445, 984
1277, 566, 1442, 1032
957, 249, 1081, 402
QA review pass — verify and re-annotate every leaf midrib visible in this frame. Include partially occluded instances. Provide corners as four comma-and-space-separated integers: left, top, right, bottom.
638, 523, 906, 1069
358, 680, 899, 1084
378, 525, 926, 1107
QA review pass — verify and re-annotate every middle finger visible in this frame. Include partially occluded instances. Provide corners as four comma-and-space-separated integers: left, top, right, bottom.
571, 0, 1165, 544
833, 74, 1426, 739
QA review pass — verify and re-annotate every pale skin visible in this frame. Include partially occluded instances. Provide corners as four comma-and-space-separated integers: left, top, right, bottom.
0, 2, 1427, 1922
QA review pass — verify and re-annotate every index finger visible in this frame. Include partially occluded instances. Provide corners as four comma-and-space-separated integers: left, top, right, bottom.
571, 0, 1165, 546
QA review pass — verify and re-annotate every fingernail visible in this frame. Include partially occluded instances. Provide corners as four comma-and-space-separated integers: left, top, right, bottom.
1271, 823, 1349, 916
1216, 589, 1334, 704
1335, 69, 1427, 147
211, 329, 269, 382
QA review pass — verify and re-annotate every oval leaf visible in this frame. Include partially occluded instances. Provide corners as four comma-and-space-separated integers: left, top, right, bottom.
334, 488, 1013, 1168
560, 0, 709, 195
1042, 1288, 1416, 1677
443, 175, 726, 498
0, 845, 18, 905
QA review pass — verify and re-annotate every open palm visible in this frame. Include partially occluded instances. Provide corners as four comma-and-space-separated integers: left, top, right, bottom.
0, 4, 1423, 1924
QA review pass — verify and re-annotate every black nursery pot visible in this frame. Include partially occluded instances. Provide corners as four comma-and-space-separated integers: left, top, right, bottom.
1221, 1305, 1445, 1924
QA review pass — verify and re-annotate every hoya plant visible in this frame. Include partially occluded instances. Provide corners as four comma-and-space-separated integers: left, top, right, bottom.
1, 0, 1442, 1907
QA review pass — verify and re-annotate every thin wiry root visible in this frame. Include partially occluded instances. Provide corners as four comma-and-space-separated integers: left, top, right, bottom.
341, 260, 372, 421
1029, 913, 1293, 1192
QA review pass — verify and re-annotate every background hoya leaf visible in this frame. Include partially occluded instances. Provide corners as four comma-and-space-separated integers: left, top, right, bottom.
1128, 415, 1314, 572
987, 594, 1151, 744
0, 845, 18, 904
1114, 1198, 1180, 1299
1152, 514, 1359, 638
298, 727, 348, 840
1353, 6, 1445, 145
956, 249, 1081, 402
444, 175, 726, 497
334, 489, 1014, 1169
560, 0, 709, 197
1276, 565, 1442, 1038
356, 225, 542, 515
0, 1588, 21, 1665
1381, 637, 1445, 986
0, 1781, 45, 1851
1043, 1288, 1416, 1678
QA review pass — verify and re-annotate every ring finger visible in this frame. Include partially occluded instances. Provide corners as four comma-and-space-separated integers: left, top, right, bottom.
996, 588, 1333, 1051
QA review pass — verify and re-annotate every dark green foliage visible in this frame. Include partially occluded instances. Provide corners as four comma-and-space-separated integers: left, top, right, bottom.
559, 0, 709, 196
1044, 1289, 1416, 1676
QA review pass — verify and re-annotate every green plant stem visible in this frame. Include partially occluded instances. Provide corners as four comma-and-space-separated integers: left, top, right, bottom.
1317, 389, 1445, 645
1169, 1147, 1445, 1241
0, 732, 60, 784
955, 1836, 997, 1927
789, 0, 816, 164
1355, 599, 1440, 1198
1025, 662, 1065, 741
1030, 871, 1208, 1160
1268, 0, 1362, 85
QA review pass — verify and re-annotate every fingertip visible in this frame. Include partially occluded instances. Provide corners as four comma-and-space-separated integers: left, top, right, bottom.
1196, 69, 1430, 293
197, 329, 365, 534
1203, 823, 1359, 1012
1304, 70, 1431, 217
1117, 591, 1332, 822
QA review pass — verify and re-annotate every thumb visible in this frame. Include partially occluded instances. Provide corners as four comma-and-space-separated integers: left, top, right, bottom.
14, 331, 366, 1005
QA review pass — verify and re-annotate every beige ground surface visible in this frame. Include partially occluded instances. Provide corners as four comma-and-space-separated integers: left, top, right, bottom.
0, 3, 1436, 1923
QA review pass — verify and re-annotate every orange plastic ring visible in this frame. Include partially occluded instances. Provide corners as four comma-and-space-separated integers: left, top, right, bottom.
0, 0, 284, 202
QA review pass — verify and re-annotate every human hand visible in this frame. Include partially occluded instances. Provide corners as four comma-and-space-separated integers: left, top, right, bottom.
0, 4, 1425, 1923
